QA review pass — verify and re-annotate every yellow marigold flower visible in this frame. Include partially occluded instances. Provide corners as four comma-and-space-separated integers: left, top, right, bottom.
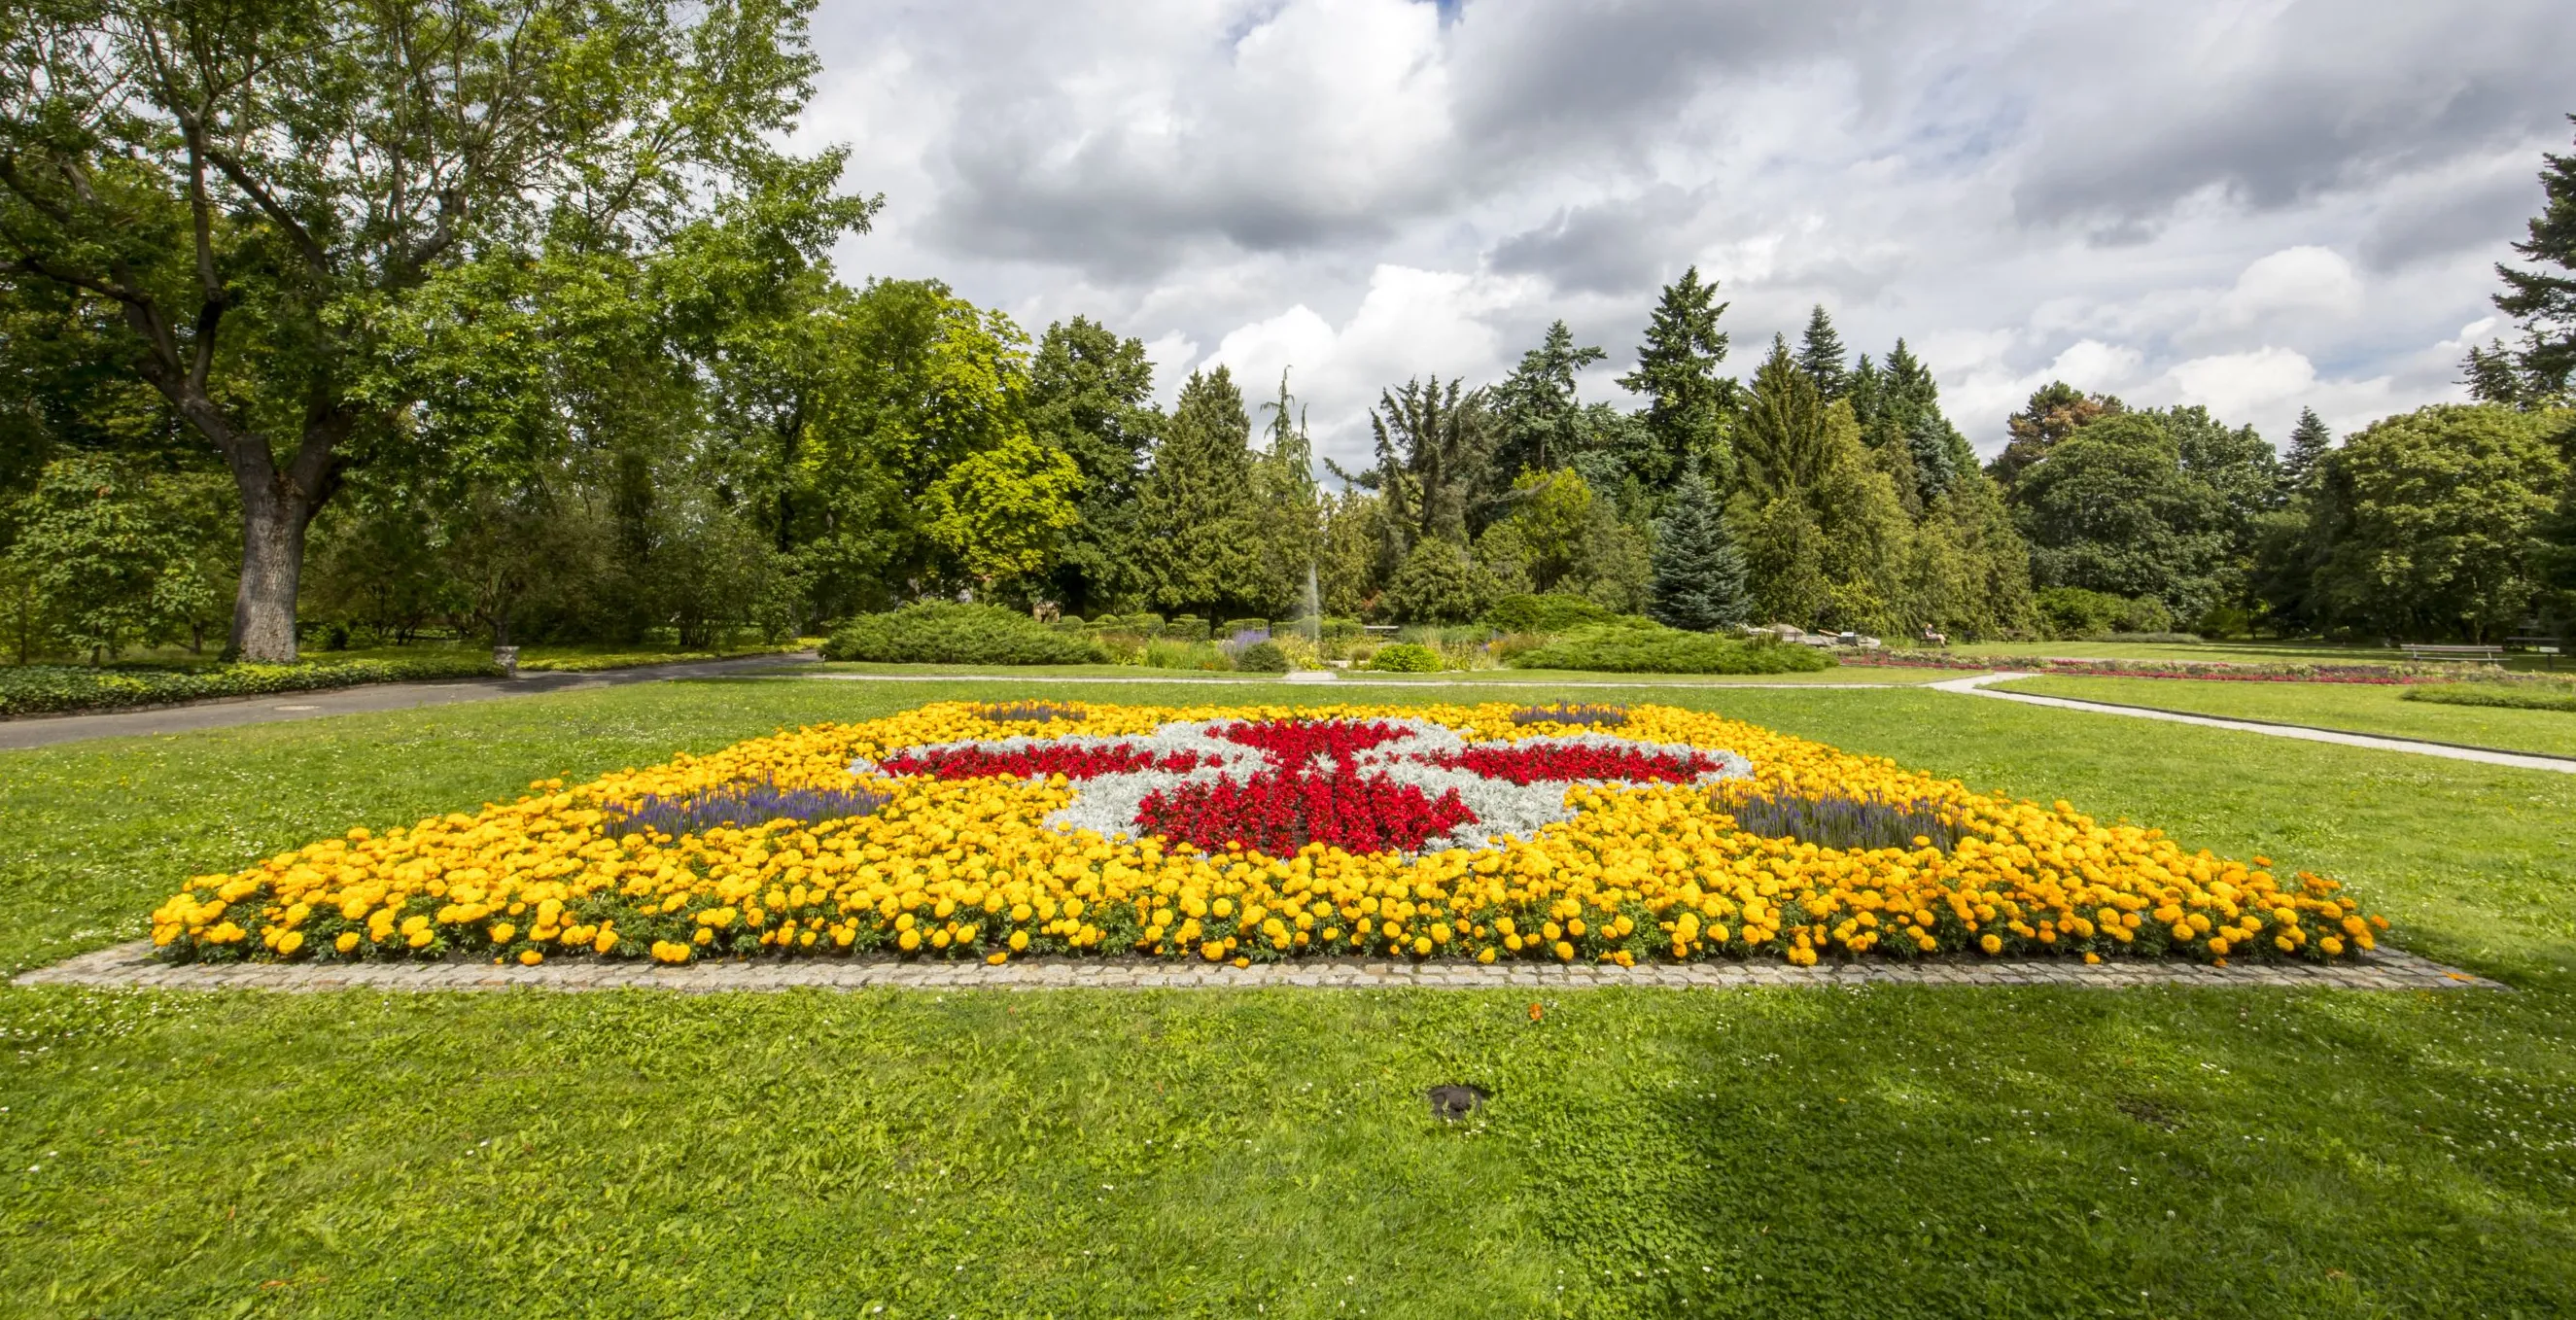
1978, 934, 2002, 956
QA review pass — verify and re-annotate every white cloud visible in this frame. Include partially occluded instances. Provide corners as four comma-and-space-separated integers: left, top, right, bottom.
798, 0, 2566, 457
2205, 246, 2365, 330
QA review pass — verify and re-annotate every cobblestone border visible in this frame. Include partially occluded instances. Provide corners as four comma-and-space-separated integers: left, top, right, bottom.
13, 941, 2503, 992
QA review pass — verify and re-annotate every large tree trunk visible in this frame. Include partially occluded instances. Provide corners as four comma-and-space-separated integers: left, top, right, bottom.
230, 472, 316, 663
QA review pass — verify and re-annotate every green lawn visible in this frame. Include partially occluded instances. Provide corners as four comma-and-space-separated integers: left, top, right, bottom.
1994, 674, 2576, 760
4, 678, 2573, 1317
1940, 637, 2576, 674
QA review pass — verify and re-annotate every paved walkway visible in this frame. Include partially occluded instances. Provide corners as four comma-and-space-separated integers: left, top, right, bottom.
0, 652, 819, 751
1931, 672, 2576, 775
17, 940, 2499, 992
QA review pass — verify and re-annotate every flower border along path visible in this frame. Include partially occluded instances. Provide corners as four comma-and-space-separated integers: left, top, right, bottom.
16, 939, 2502, 991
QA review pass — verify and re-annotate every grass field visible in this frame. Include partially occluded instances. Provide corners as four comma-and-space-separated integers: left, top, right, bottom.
3, 677, 2572, 1317
1994, 673, 2576, 760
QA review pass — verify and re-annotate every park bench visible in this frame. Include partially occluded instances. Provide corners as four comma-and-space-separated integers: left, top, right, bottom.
2400, 643, 2504, 665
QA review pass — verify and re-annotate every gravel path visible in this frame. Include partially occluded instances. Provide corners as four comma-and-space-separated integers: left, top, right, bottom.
1931, 672, 2576, 775
0, 652, 819, 751
16, 940, 2500, 992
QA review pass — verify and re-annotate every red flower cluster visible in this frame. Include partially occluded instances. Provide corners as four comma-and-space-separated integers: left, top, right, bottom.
1135, 772, 1474, 855
1429, 744, 1719, 785
880, 743, 1207, 781
1211, 718, 1415, 764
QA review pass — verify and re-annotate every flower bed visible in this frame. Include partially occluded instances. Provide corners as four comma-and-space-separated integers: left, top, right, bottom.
149, 702, 2386, 969
1843, 650, 2471, 684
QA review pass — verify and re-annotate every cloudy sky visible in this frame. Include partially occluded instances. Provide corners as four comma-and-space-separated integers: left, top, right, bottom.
794, 0, 2573, 468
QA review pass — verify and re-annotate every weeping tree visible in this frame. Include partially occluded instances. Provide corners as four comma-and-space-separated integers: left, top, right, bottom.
0, 0, 851, 660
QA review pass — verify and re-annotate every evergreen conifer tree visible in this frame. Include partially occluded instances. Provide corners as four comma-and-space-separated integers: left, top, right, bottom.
1795, 305, 1851, 401
2484, 115, 2576, 399
1617, 266, 1736, 490
1647, 458, 1750, 631
2279, 407, 2333, 494
1135, 366, 1263, 618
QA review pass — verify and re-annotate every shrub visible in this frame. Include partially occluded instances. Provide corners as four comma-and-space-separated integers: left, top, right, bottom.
820, 604, 1107, 665
1367, 643, 1443, 672
1166, 614, 1212, 643
1143, 639, 1231, 670
0, 655, 504, 718
1236, 641, 1292, 674
1507, 620, 1834, 674
1318, 616, 1364, 641
2036, 586, 2174, 639
2403, 683, 2576, 712
1220, 617, 1269, 637
1484, 593, 1618, 635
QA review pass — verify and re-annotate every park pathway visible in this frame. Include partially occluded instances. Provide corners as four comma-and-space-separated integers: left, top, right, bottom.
1931, 672, 2576, 775
0, 652, 818, 751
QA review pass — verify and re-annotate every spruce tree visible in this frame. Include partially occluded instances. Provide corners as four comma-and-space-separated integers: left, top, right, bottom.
1617, 266, 1736, 490
1135, 366, 1262, 618
2279, 407, 2332, 494
1795, 304, 1851, 401
1647, 459, 1750, 631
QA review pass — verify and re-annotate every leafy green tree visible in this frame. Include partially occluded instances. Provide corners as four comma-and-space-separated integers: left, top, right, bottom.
1135, 366, 1265, 619
1991, 382, 2126, 488
6, 453, 226, 660
1648, 460, 1750, 631
1730, 339, 1914, 632
1475, 469, 1594, 594
1378, 538, 1493, 624
796, 280, 1034, 611
1490, 321, 1606, 479
2279, 407, 2333, 495
1028, 316, 1161, 612
1795, 305, 1850, 401
1317, 488, 1388, 618
1736, 338, 1839, 502
2309, 404, 2568, 641
2476, 115, 2576, 402
924, 432, 1085, 590
1617, 266, 1737, 491
2007, 412, 2232, 619
0, 0, 859, 660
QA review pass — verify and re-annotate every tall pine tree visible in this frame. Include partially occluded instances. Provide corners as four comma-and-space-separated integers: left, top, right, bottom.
1795, 305, 1851, 401
1134, 366, 1263, 619
2480, 114, 2576, 401
1647, 458, 1749, 631
1617, 266, 1736, 492
2279, 407, 2332, 494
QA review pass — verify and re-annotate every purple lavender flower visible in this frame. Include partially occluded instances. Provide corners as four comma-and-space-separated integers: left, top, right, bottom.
603, 777, 889, 841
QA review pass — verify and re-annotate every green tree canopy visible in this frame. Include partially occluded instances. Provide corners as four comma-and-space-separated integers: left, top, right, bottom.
1134, 366, 1265, 618
2309, 404, 2568, 642
2007, 411, 2231, 619
1648, 459, 1750, 631
0, 0, 864, 660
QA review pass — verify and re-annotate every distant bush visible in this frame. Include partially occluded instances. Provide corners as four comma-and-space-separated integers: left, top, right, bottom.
1220, 617, 1269, 637
2036, 587, 2174, 640
1235, 640, 1292, 674
0, 655, 502, 718
1367, 643, 1443, 673
1508, 620, 1834, 674
2403, 683, 2576, 713
1317, 616, 1364, 641
1484, 593, 1618, 635
1166, 614, 1212, 643
821, 604, 1106, 665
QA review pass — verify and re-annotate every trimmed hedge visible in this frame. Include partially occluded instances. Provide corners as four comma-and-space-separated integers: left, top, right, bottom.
1507, 621, 1835, 675
0, 655, 503, 718
2403, 682, 2576, 713
1367, 643, 1442, 673
821, 604, 1108, 666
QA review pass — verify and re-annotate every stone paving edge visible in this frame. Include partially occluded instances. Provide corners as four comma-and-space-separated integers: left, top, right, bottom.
10, 941, 2506, 992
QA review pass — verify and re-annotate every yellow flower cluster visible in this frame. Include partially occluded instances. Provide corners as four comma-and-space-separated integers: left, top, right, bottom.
149, 702, 2385, 968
